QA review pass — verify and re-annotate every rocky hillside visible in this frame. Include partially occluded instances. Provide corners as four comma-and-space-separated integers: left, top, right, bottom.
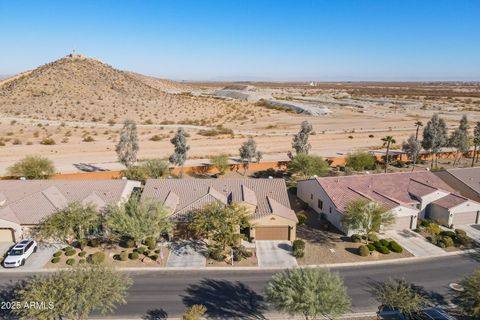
0, 54, 257, 125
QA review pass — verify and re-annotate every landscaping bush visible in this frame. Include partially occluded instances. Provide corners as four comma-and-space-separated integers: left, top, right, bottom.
78, 251, 87, 257
129, 252, 139, 260
121, 166, 148, 182
144, 250, 151, 256
150, 254, 159, 261
440, 230, 456, 238
373, 240, 382, 248
455, 229, 467, 237
123, 238, 136, 249
120, 251, 128, 261
441, 236, 454, 248
437, 241, 446, 248
77, 239, 87, 250
79, 259, 86, 264
367, 233, 379, 242
379, 239, 389, 247
296, 212, 307, 225
51, 257, 60, 263
64, 246, 74, 252
351, 234, 362, 243
145, 237, 157, 250
292, 240, 305, 258
65, 249, 76, 256
367, 244, 375, 251
376, 246, 390, 254
88, 238, 101, 248
88, 252, 105, 264
359, 245, 370, 257
419, 219, 430, 227
389, 241, 403, 253
136, 247, 145, 255
53, 251, 62, 258
66, 258, 75, 266
426, 223, 441, 236
456, 234, 471, 247
207, 245, 225, 262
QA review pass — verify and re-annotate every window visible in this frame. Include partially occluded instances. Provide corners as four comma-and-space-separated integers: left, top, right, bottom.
318, 199, 323, 210
329, 207, 332, 214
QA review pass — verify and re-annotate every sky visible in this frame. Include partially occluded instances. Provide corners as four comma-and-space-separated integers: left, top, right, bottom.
1, 0, 479, 81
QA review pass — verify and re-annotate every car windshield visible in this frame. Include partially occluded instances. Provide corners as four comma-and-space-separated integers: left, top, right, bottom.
9, 249, 24, 256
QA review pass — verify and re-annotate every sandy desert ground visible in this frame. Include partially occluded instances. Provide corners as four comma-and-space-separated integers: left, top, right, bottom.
1, 54, 479, 174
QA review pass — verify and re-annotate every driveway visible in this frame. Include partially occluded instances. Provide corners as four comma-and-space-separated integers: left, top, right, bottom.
166, 240, 206, 268
385, 230, 445, 257
0, 242, 13, 258
256, 241, 298, 268
1, 242, 64, 271
458, 224, 480, 243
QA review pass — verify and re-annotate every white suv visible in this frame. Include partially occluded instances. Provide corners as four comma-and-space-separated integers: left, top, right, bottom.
3, 239, 37, 268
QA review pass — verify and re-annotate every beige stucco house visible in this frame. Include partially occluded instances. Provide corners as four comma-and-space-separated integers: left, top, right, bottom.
297, 171, 480, 234
0, 179, 141, 242
142, 178, 298, 241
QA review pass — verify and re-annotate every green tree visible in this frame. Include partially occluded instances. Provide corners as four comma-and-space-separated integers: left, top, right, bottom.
449, 115, 470, 166
381, 136, 396, 173
422, 114, 448, 168
414, 120, 423, 140
371, 278, 427, 316
116, 119, 139, 168
182, 304, 207, 320
345, 152, 376, 171
35, 202, 101, 243
292, 120, 313, 155
209, 154, 230, 175
456, 268, 480, 317
142, 159, 170, 178
341, 199, 395, 243
7, 155, 56, 179
169, 127, 190, 177
265, 268, 351, 320
288, 153, 329, 179
239, 138, 262, 175
402, 135, 421, 172
14, 266, 132, 320
106, 195, 173, 245
191, 203, 249, 250
472, 122, 480, 166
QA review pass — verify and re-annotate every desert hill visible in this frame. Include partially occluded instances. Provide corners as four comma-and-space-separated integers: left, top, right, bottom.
0, 54, 262, 125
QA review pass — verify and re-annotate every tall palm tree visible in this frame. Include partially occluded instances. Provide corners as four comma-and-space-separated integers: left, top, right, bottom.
382, 136, 396, 173
414, 121, 423, 140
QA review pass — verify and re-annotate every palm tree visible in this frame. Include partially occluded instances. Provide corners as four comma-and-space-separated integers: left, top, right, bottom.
414, 121, 423, 140
382, 136, 396, 173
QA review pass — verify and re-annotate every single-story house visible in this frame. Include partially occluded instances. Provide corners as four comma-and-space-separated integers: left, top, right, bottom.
0, 179, 141, 242
142, 178, 298, 241
435, 167, 480, 203
297, 171, 480, 234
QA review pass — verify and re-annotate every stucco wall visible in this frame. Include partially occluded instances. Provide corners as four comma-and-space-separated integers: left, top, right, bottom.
0, 219, 22, 242
419, 190, 449, 218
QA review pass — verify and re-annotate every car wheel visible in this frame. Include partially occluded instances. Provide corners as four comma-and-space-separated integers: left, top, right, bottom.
33, 246, 37, 253
21, 259, 25, 266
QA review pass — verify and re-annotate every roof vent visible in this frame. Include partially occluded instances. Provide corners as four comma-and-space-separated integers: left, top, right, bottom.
121, 177, 127, 180
20, 177, 26, 180
313, 175, 318, 178
425, 168, 430, 171
365, 171, 370, 175
268, 176, 273, 179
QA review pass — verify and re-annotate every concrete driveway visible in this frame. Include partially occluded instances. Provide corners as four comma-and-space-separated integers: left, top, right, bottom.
166, 240, 206, 268
385, 230, 445, 257
458, 224, 480, 243
256, 240, 298, 268
1, 242, 64, 271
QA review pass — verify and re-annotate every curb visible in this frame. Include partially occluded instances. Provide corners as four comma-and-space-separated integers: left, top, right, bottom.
1, 248, 476, 274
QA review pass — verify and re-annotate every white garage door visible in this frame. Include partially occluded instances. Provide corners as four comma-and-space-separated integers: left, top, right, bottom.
452, 211, 479, 226
0, 229, 14, 242
392, 216, 413, 230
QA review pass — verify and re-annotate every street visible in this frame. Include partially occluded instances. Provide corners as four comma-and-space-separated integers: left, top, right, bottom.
0, 253, 478, 319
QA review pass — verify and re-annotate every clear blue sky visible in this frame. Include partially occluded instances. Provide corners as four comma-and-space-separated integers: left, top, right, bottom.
1, 0, 479, 81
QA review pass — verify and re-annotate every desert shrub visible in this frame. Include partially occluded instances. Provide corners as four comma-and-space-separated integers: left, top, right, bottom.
207, 245, 225, 261
437, 241, 446, 248
296, 212, 307, 225
7, 155, 56, 179
77, 239, 87, 250
209, 154, 230, 175
441, 236, 454, 248
66, 258, 76, 266
419, 219, 430, 227
455, 229, 467, 237
376, 246, 390, 254
40, 137, 56, 145
345, 152, 376, 171
83, 136, 95, 142
88, 252, 105, 264
367, 233, 379, 242
129, 252, 139, 260
65, 249, 76, 257
367, 244, 376, 251
426, 223, 441, 236
53, 251, 62, 258
142, 159, 169, 178
51, 257, 61, 263
135, 247, 145, 255
121, 166, 148, 182
121, 238, 136, 249
78, 251, 87, 257
120, 251, 128, 261
292, 240, 305, 258
351, 234, 362, 243
389, 241, 403, 253
79, 259, 86, 264
456, 234, 471, 247
88, 238, 101, 248
440, 230, 456, 238
359, 245, 370, 257
232, 245, 251, 262
379, 239, 389, 247
144, 237, 157, 250
150, 254, 159, 261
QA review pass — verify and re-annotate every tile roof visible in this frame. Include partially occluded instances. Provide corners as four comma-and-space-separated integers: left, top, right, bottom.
0, 180, 135, 225
431, 193, 470, 209
445, 167, 480, 195
313, 171, 456, 213
142, 178, 297, 222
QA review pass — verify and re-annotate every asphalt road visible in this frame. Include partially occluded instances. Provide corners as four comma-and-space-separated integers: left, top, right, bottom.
0, 254, 478, 319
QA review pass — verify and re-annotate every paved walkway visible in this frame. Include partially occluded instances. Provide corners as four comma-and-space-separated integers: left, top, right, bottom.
256, 240, 298, 268
166, 240, 206, 268
458, 224, 480, 243
385, 230, 446, 257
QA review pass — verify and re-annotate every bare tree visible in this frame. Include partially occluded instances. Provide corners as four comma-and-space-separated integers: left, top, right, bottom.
292, 121, 313, 155
169, 127, 190, 177
402, 135, 421, 172
116, 120, 139, 168
421, 114, 448, 168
